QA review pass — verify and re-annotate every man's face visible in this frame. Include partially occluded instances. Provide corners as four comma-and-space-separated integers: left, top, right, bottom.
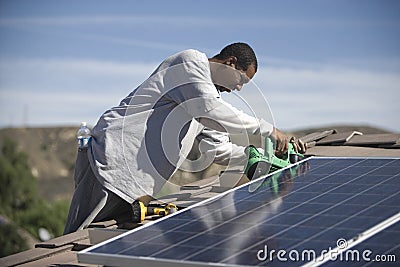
211, 62, 256, 93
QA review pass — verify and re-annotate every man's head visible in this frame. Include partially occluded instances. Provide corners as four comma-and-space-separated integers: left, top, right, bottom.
209, 42, 258, 92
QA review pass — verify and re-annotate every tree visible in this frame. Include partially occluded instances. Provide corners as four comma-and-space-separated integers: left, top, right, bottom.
0, 138, 38, 215
0, 223, 29, 257
0, 137, 69, 257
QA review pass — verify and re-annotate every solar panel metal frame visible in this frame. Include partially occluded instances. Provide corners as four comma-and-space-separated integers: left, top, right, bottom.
78, 156, 400, 267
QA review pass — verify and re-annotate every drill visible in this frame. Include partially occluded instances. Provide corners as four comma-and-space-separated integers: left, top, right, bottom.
131, 201, 178, 223
245, 137, 304, 180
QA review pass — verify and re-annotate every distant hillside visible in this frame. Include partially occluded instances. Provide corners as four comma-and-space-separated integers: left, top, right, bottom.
0, 127, 77, 201
0, 124, 394, 201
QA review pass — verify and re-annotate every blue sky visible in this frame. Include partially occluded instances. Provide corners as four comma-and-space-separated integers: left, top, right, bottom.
0, 0, 399, 132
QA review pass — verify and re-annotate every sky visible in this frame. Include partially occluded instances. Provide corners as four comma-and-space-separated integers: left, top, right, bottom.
0, 0, 399, 132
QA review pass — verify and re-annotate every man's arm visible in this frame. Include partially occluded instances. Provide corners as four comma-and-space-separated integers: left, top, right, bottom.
196, 98, 273, 136
197, 98, 292, 154
170, 86, 290, 154
162, 55, 289, 153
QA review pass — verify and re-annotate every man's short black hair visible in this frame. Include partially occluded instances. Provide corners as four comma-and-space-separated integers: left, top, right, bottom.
214, 42, 258, 72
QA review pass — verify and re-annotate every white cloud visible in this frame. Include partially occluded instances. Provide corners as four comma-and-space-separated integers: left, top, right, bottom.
249, 64, 400, 131
0, 57, 399, 132
0, 58, 156, 127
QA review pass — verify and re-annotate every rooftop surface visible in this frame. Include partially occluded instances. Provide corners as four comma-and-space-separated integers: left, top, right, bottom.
1, 130, 399, 267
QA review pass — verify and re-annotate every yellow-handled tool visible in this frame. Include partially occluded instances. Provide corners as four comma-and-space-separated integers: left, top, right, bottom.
131, 201, 178, 223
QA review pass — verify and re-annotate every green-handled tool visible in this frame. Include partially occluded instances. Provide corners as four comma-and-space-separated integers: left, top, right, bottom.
245, 137, 304, 180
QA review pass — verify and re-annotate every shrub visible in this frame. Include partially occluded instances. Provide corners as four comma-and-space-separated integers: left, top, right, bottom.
0, 137, 70, 256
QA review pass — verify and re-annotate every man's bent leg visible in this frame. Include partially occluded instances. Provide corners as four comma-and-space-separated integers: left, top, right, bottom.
64, 149, 131, 234
63, 148, 110, 234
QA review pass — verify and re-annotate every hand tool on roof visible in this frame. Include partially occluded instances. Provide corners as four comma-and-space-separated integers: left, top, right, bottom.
245, 137, 305, 180
131, 201, 178, 223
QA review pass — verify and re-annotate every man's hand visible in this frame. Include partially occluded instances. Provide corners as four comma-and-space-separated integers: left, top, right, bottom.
270, 128, 307, 155
290, 136, 307, 154
270, 127, 289, 154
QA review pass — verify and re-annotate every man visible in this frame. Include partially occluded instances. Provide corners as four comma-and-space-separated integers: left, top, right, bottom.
64, 42, 304, 234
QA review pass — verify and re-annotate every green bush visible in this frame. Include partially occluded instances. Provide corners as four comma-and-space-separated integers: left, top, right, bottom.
0, 137, 70, 256
0, 223, 29, 257
0, 138, 38, 215
13, 198, 70, 239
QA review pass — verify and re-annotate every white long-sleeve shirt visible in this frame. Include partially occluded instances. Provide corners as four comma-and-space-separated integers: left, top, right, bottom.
88, 49, 273, 203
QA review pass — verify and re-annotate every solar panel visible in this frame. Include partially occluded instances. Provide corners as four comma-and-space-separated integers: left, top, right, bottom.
79, 157, 400, 266
322, 221, 400, 267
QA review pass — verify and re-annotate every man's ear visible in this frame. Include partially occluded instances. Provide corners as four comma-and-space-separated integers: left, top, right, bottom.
224, 56, 238, 67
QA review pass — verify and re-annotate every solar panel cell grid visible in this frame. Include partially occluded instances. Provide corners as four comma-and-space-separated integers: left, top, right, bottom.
323, 222, 400, 267
79, 157, 400, 267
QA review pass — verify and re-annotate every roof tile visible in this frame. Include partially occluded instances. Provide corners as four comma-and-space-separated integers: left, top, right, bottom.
35, 229, 89, 249
0, 245, 73, 267
345, 134, 400, 146
317, 131, 363, 145
299, 129, 337, 143
180, 175, 219, 190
